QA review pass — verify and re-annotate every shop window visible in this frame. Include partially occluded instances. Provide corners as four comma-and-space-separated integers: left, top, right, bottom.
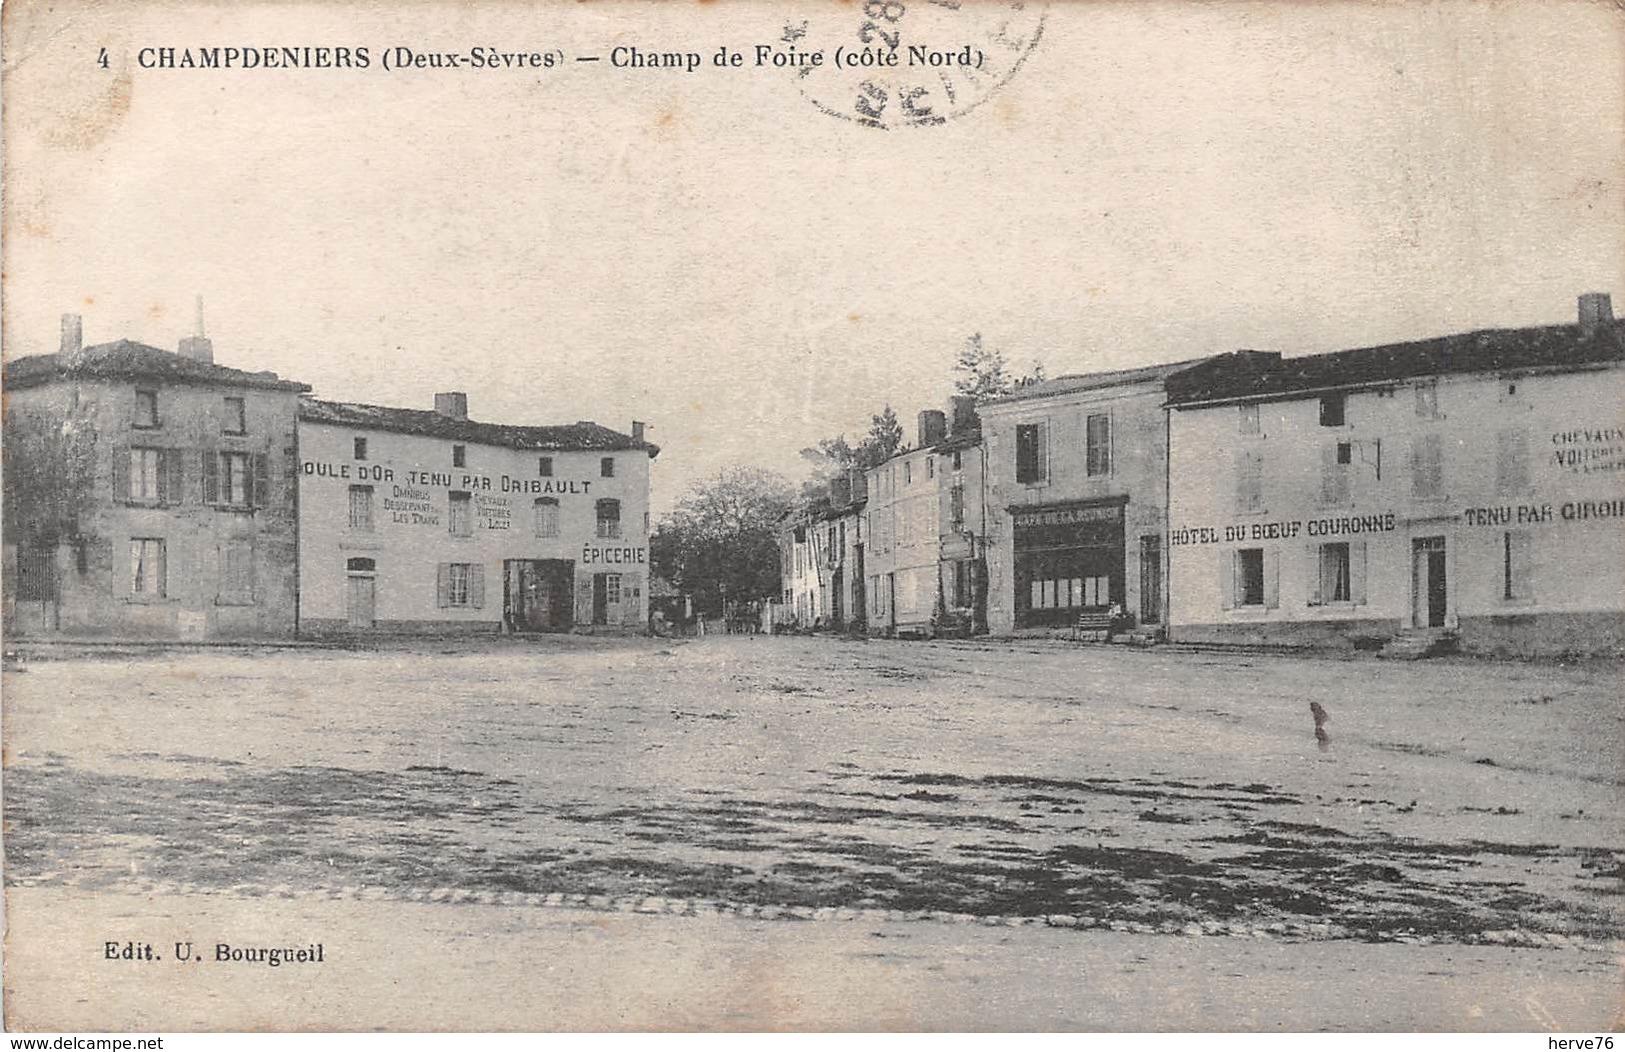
1232, 548, 1266, 608
1415, 379, 1440, 419
134, 389, 159, 429
354, 437, 368, 460
448, 492, 472, 537
1502, 531, 1533, 602
1235, 451, 1263, 513
538, 456, 554, 477
217, 541, 255, 605
1320, 444, 1351, 505
534, 497, 559, 538
349, 485, 374, 530
223, 397, 247, 435
437, 562, 484, 608
130, 538, 166, 597
1319, 394, 1346, 427
1015, 423, 1045, 484
1411, 434, 1444, 499
452, 444, 467, 468
1086, 413, 1112, 477
596, 498, 621, 539
1496, 429, 1529, 495
1029, 575, 1107, 610
1239, 404, 1261, 435
601, 457, 616, 478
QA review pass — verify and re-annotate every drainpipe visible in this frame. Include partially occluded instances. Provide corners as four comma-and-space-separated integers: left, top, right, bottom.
1163, 403, 1172, 642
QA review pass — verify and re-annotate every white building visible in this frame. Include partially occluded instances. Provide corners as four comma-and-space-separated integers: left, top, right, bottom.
296, 392, 657, 635
1165, 294, 1625, 657
864, 412, 949, 637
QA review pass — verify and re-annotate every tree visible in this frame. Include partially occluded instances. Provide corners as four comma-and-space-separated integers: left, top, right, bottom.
954, 332, 1012, 402
862, 405, 903, 464
653, 466, 795, 616
3, 406, 100, 546
799, 403, 906, 493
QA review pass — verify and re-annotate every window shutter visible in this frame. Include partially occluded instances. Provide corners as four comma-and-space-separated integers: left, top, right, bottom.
436, 564, 450, 608
112, 445, 131, 503
1350, 541, 1368, 605
469, 563, 485, 609
1319, 444, 1338, 504
252, 453, 271, 509
162, 449, 184, 506
1264, 552, 1279, 610
201, 450, 219, 505
1509, 532, 1533, 601
1497, 429, 1528, 495
1306, 544, 1322, 606
1219, 551, 1234, 610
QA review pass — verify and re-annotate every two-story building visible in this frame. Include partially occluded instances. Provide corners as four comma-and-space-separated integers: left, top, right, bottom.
978, 360, 1203, 636
1164, 294, 1625, 657
777, 469, 867, 632
3, 313, 308, 639
295, 393, 658, 635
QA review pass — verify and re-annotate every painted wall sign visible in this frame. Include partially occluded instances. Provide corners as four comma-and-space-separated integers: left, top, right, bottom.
303, 462, 593, 495
1464, 498, 1625, 527
303, 461, 395, 481
1170, 512, 1397, 546
581, 544, 648, 565
1550, 427, 1625, 475
475, 493, 511, 530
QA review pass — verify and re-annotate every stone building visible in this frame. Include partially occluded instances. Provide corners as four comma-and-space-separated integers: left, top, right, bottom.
3, 313, 308, 639
978, 360, 1203, 636
296, 394, 658, 635
1164, 294, 1625, 657
777, 469, 867, 632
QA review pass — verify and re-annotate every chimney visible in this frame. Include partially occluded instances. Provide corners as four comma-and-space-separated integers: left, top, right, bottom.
1578, 292, 1613, 332
631, 420, 646, 444
917, 409, 947, 449
58, 313, 83, 363
949, 395, 978, 435
434, 391, 469, 420
849, 466, 868, 504
178, 294, 214, 364
831, 474, 852, 508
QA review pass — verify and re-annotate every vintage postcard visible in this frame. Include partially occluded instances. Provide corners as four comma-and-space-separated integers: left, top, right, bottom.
3, 0, 1622, 1034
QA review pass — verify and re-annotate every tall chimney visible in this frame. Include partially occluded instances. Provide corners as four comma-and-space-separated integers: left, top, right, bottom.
948, 395, 978, 435
849, 466, 868, 504
58, 313, 83, 363
631, 420, 646, 444
917, 409, 947, 449
178, 294, 214, 364
433, 392, 469, 420
1578, 292, 1614, 332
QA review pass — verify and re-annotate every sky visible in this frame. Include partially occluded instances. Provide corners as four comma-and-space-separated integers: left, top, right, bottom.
5, 1, 1622, 513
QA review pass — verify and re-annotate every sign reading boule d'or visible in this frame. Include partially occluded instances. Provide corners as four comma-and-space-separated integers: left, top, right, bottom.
301, 460, 596, 496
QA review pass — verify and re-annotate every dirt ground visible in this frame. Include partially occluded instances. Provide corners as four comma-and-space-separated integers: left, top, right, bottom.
3, 635, 1622, 1030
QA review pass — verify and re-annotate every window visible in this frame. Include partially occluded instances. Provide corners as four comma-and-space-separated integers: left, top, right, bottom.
221, 452, 252, 507
1234, 549, 1265, 607
347, 557, 376, 572
600, 457, 615, 478
1239, 404, 1261, 435
354, 437, 368, 460
1235, 451, 1263, 513
223, 397, 246, 435
1320, 444, 1350, 505
605, 573, 623, 605
1317, 542, 1351, 603
452, 444, 466, 468
1502, 531, 1532, 602
217, 541, 255, 605
449, 492, 472, 537
1029, 575, 1108, 610
534, 497, 559, 538
1415, 379, 1440, 419
1411, 434, 1444, 499
128, 448, 164, 503
596, 498, 622, 539
134, 389, 159, 428
1086, 413, 1112, 476
926, 456, 935, 480
1015, 423, 1045, 484
949, 482, 965, 530
437, 562, 484, 608
1496, 429, 1529, 495
348, 485, 374, 530
130, 538, 166, 597
952, 451, 963, 471
1319, 394, 1346, 427
538, 456, 554, 477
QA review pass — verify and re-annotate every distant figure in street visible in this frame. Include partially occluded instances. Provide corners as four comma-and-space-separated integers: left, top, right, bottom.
1310, 701, 1331, 752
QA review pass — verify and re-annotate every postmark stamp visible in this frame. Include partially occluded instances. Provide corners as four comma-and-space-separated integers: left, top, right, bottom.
780, 0, 1046, 130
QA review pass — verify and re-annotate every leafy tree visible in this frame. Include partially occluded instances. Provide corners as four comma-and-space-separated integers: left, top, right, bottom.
954, 333, 1011, 402
3, 406, 99, 545
799, 403, 906, 492
863, 405, 903, 463
653, 466, 795, 616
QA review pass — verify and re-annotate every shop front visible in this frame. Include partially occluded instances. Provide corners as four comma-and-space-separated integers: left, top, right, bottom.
1011, 497, 1126, 628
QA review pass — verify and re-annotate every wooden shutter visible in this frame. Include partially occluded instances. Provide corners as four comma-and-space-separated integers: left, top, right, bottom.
1350, 541, 1368, 605
161, 449, 184, 506
1319, 445, 1338, 504
201, 450, 219, 505
1497, 429, 1528, 495
111, 445, 131, 503
436, 564, 450, 608
1264, 551, 1279, 609
469, 563, 485, 609
252, 453, 271, 509
1219, 551, 1234, 610
1306, 544, 1322, 606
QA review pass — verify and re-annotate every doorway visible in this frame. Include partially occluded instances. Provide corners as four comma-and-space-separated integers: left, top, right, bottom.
1412, 536, 1447, 628
1139, 534, 1162, 625
505, 559, 574, 632
592, 573, 610, 625
346, 575, 376, 629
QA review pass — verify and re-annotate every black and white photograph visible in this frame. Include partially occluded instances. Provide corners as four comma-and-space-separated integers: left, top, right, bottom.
2, 0, 1621, 1035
